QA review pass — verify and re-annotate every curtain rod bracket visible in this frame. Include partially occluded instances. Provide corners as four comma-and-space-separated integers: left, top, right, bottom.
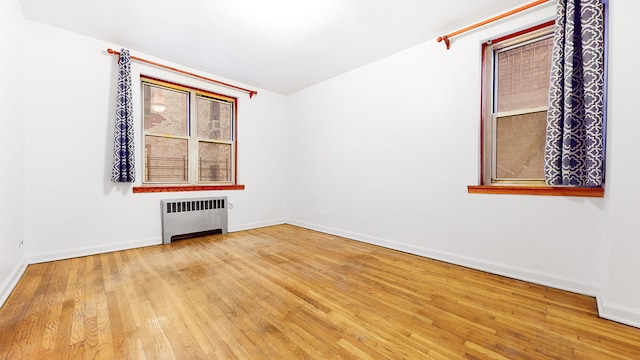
437, 35, 451, 50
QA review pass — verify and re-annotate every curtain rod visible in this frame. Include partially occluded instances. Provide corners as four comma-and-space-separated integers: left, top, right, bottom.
436, 0, 551, 50
106, 48, 258, 98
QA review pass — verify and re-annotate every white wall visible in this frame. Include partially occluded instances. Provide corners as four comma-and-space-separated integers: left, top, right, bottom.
22, 21, 288, 262
287, 4, 609, 304
600, 0, 640, 327
0, 0, 27, 304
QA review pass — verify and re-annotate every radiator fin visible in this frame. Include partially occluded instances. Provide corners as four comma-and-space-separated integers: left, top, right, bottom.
165, 199, 227, 214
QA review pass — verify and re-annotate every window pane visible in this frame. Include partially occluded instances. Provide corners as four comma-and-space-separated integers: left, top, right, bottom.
143, 84, 189, 136
495, 111, 546, 179
495, 37, 553, 113
144, 136, 189, 183
196, 96, 232, 141
198, 142, 232, 182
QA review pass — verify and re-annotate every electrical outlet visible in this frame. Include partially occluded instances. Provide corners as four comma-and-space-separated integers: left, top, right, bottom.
19, 239, 23, 248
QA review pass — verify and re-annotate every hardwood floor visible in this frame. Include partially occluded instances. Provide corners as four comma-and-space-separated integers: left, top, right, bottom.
1, 224, 639, 359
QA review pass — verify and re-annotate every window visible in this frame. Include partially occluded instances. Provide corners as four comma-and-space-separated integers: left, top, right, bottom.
481, 22, 554, 186
140, 76, 240, 190
470, 20, 604, 197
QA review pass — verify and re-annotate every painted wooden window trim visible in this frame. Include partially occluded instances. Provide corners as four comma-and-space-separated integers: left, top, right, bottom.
133, 184, 245, 193
467, 185, 603, 198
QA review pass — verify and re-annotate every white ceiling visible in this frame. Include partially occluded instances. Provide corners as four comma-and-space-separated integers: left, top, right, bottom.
19, 0, 539, 95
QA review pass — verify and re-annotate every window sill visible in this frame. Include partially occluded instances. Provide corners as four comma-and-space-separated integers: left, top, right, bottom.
133, 184, 245, 193
467, 185, 604, 198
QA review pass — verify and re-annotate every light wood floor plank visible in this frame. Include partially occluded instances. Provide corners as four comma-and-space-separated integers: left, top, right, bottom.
4, 263, 55, 359
1, 224, 640, 359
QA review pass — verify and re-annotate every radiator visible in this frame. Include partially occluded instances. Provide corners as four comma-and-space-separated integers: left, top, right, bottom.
161, 197, 228, 244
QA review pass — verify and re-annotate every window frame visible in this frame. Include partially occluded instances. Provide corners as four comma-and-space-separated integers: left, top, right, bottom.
482, 22, 553, 186
470, 20, 604, 197
134, 76, 245, 193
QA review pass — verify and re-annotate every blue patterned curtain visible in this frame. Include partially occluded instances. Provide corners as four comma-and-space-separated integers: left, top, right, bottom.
544, 0, 605, 186
111, 49, 136, 182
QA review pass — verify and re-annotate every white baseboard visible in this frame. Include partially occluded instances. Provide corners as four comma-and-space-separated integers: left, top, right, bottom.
0, 258, 28, 308
286, 219, 599, 297
27, 237, 161, 264
23, 220, 286, 265
597, 297, 640, 329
